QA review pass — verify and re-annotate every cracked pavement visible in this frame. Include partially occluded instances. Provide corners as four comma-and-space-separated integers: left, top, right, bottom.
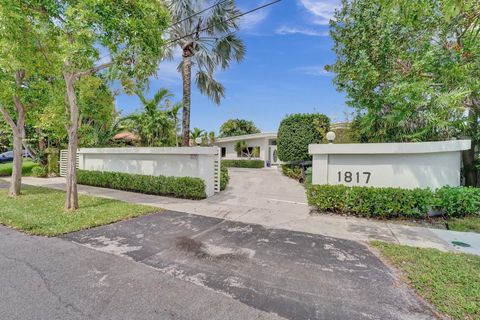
61, 211, 437, 320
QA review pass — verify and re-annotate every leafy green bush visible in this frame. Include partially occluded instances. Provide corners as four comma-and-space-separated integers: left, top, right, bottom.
281, 164, 303, 181
0, 161, 38, 177
307, 185, 433, 218
220, 164, 229, 191
77, 170, 206, 200
435, 186, 480, 217
31, 166, 48, 178
221, 159, 264, 168
46, 148, 59, 176
277, 113, 330, 162
308, 184, 480, 219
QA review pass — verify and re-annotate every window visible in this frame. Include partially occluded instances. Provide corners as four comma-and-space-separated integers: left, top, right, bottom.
221, 147, 226, 158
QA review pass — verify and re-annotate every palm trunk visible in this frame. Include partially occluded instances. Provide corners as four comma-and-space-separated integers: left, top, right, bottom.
182, 54, 192, 146
64, 72, 79, 210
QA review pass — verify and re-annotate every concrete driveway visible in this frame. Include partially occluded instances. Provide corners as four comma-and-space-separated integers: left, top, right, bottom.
63, 211, 436, 320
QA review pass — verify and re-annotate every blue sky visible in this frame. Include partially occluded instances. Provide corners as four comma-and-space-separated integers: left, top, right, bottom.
114, 0, 348, 133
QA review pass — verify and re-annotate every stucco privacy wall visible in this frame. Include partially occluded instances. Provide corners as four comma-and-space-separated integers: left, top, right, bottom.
309, 140, 471, 189
76, 147, 219, 197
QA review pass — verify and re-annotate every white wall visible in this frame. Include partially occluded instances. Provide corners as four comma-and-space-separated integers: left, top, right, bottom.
309, 140, 471, 189
76, 147, 219, 197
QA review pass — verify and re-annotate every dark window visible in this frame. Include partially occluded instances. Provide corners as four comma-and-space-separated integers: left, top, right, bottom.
221, 147, 226, 158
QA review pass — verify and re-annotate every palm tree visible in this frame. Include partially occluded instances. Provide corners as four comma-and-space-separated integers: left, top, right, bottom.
122, 88, 176, 147
165, 101, 182, 147
166, 0, 245, 146
190, 127, 205, 145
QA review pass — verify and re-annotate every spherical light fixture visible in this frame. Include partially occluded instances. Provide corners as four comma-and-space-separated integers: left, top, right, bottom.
326, 131, 336, 144
195, 137, 203, 145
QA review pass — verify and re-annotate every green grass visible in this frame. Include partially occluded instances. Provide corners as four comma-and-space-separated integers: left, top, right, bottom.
372, 241, 480, 320
448, 216, 480, 233
0, 185, 158, 236
0, 160, 38, 177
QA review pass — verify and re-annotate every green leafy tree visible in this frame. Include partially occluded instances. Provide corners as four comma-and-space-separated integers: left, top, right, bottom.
27, 0, 170, 209
190, 127, 205, 145
328, 0, 480, 184
122, 88, 176, 147
219, 119, 261, 137
277, 113, 330, 162
0, 2, 58, 196
166, 0, 245, 146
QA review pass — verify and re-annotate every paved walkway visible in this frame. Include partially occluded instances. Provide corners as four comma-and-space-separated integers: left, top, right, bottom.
12, 168, 480, 254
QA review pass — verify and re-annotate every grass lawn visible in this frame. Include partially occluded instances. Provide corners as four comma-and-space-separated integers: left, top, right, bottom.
372, 241, 480, 320
448, 216, 480, 233
0, 185, 158, 236
0, 160, 37, 177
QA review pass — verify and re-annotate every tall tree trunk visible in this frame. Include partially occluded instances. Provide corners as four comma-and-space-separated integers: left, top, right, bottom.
10, 131, 24, 196
463, 104, 478, 186
182, 54, 192, 147
64, 72, 79, 210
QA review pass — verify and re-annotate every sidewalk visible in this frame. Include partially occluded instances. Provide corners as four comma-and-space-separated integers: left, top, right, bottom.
12, 176, 480, 255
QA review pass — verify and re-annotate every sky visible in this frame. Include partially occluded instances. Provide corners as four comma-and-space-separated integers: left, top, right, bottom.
114, 0, 348, 134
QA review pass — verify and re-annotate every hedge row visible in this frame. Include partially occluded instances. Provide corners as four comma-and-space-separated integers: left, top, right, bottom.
77, 170, 206, 200
281, 164, 303, 181
220, 164, 229, 191
307, 185, 480, 219
221, 159, 264, 168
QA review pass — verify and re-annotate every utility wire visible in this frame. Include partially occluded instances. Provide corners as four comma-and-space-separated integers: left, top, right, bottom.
166, 0, 282, 45
165, 0, 230, 30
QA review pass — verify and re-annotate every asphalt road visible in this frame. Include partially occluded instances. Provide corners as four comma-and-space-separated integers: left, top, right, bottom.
0, 225, 281, 320
61, 211, 436, 320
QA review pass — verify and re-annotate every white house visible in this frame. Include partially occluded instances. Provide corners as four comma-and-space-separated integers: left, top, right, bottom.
215, 132, 279, 166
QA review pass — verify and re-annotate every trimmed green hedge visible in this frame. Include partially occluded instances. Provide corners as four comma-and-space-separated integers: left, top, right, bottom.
277, 113, 330, 162
220, 164, 229, 191
281, 164, 303, 181
221, 159, 264, 168
0, 161, 38, 177
307, 185, 480, 219
31, 166, 48, 178
77, 170, 206, 200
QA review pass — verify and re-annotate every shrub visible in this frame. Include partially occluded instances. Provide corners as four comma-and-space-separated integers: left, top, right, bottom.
31, 165, 48, 178
46, 148, 59, 176
77, 170, 206, 200
0, 161, 38, 177
277, 113, 330, 162
435, 186, 480, 217
307, 185, 434, 219
221, 159, 264, 168
281, 164, 303, 181
220, 164, 229, 191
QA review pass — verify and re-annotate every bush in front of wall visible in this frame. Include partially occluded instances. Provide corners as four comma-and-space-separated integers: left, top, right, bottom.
307, 184, 480, 219
307, 184, 434, 219
77, 170, 207, 200
221, 159, 264, 168
435, 186, 480, 217
281, 164, 303, 181
277, 113, 330, 162
220, 164, 229, 191
31, 165, 48, 178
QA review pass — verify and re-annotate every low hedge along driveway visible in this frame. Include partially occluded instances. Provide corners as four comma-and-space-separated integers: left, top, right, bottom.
307, 184, 480, 219
77, 170, 207, 200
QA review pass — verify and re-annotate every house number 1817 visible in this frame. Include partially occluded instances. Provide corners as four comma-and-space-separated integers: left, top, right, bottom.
337, 171, 371, 184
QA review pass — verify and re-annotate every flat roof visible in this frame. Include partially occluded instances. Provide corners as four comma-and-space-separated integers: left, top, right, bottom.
216, 132, 277, 143
309, 140, 471, 155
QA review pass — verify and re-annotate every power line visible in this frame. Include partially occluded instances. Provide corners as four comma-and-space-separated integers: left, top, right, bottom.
166, 0, 282, 45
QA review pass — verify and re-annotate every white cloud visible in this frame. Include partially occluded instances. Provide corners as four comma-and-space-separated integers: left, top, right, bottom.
276, 26, 329, 36
239, 8, 269, 30
299, 0, 341, 25
295, 66, 333, 76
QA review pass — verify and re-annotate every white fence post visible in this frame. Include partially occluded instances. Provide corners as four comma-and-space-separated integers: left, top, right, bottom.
214, 146, 221, 193
59, 150, 79, 177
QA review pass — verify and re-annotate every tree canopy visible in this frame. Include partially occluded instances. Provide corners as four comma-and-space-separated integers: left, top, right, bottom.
219, 119, 261, 137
